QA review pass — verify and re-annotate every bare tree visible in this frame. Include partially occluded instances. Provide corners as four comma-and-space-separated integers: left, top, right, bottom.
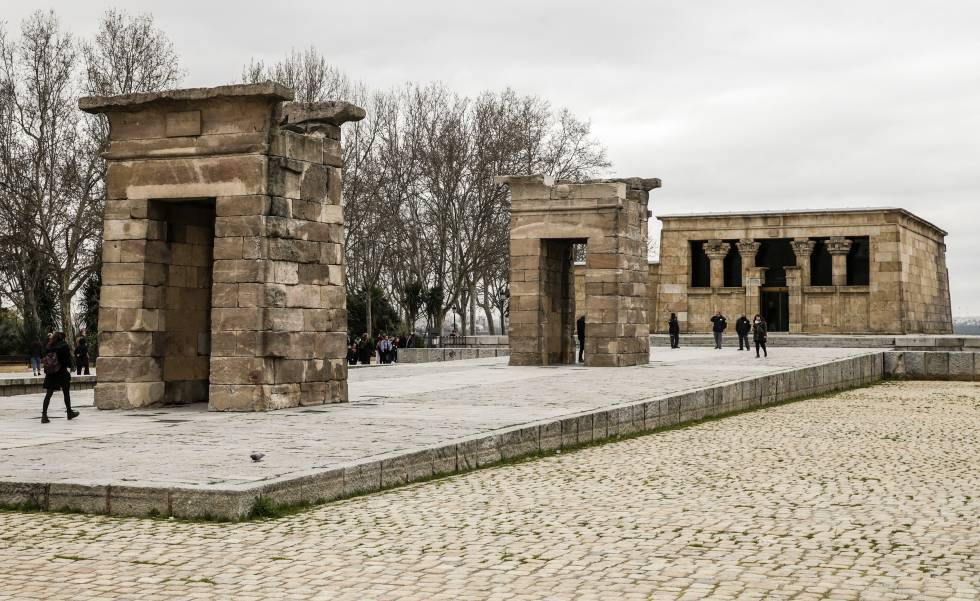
81, 9, 182, 97
0, 9, 183, 345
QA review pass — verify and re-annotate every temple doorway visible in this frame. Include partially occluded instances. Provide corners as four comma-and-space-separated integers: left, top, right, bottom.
761, 288, 789, 332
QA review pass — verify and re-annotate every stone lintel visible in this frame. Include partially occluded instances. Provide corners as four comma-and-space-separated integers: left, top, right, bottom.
80, 82, 295, 113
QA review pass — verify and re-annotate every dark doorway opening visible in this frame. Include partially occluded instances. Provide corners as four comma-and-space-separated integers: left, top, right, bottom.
541, 238, 581, 365
154, 199, 216, 404
811, 238, 833, 286
756, 239, 796, 286
761, 289, 789, 332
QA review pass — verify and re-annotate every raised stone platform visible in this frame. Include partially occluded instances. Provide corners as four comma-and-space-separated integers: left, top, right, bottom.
650, 333, 980, 350
0, 347, 882, 519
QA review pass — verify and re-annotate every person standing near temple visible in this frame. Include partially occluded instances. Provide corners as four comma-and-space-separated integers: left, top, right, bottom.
735, 315, 751, 352
74, 331, 91, 375
668, 313, 680, 349
710, 311, 727, 350
40, 332, 78, 424
753, 314, 769, 358
576, 315, 586, 363
29, 338, 44, 377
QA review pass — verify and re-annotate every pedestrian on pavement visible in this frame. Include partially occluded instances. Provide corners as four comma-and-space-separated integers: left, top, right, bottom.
347, 342, 358, 365
668, 313, 680, 349
753, 314, 769, 358
576, 315, 586, 363
710, 311, 728, 349
357, 333, 373, 365
735, 315, 751, 351
40, 331, 78, 424
74, 332, 91, 375
29, 338, 43, 376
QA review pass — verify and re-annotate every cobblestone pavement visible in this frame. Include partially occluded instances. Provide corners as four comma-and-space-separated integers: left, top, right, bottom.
1, 380, 977, 600
0, 347, 870, 490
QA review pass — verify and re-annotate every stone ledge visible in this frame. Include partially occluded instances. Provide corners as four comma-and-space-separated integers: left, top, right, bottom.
0, 375, 97, 398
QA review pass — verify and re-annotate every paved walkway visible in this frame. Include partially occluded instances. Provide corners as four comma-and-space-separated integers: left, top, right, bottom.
0, 380, 976, 600
0, 347, 871, 491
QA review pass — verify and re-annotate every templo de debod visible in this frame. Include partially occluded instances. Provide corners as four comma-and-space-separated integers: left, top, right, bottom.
646, 208, 953, 335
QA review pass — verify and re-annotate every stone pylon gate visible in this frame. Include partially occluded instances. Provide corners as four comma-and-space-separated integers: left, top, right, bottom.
497, 175, 660, 367
80, 83, 363, 411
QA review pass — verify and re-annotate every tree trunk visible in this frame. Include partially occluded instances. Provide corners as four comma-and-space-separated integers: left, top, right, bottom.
365, 290, 373, 338
482, 301, 496, 335
469, 280, 476, 335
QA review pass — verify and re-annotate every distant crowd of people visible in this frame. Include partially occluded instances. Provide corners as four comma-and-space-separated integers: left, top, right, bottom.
667, 310, 769, 357
347, 332, 419, 366
28, 330, 91, 424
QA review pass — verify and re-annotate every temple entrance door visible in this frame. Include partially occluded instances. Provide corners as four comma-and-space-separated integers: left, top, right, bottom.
760, 288, 789, 332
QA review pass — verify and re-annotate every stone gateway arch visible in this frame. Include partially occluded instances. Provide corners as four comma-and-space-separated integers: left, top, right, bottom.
80, 83, 363, 411
497, 175, 661, 367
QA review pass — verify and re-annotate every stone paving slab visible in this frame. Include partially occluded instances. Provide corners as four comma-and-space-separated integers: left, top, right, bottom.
0, 380, 976, 600
0, 347, 880, 518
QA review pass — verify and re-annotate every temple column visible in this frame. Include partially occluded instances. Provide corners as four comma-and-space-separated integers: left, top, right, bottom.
827, 237, 853, 287
787, 238, 815, 333
827, 237, 853, 332
703, 240, 731, 288
736, 239, 761, 317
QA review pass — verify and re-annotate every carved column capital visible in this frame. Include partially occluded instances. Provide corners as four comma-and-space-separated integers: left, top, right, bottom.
702, 239, 731, 259
735, 238, 761, 259
826, 237, 853, 256
790, 238, 816, 261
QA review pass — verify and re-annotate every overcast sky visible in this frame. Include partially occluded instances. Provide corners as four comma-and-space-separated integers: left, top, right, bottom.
6, 0, 980, 315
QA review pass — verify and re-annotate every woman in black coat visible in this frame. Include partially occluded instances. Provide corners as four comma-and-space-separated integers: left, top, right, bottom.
41, 332, 78, 423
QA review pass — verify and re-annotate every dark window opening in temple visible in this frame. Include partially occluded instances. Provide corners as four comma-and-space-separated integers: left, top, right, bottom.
811, 238, 833, 286
723, 240, 742, 287
756, 239, 796, 286
847, 236, 871, 286
690, 241, 710, 287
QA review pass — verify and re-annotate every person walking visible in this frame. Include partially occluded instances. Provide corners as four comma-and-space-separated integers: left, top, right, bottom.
74, 333, 91, 375
40, 332, 78, 424
735, 315, 751, 351
29, 338, 44, 376
753, 314, 769, 358
576, 315, 586, 363
710, 311, 728, 349
667, 313, 680, 349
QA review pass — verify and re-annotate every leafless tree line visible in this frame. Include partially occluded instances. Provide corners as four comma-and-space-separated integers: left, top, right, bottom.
0, 9, 181, 347
244, 50, 611, 336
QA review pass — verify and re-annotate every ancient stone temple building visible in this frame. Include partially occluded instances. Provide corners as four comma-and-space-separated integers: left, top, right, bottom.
80, 83, 363, 411
499, 175, 660, 366
647, 208, 952, 335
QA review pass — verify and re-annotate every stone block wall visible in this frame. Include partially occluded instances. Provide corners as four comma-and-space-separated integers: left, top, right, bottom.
897, 216, 953, 334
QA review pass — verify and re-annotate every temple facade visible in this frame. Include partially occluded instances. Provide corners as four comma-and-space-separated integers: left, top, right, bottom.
645, 208, 952, 335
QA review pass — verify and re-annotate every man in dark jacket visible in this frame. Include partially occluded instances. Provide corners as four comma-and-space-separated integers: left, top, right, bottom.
29, 339, 43, 376
667, 313, 680, 349
576, 315, 586, 363
735, 315, 751, 351
710, 311, 727, 349
74, 332, 90, 375
40, 332, 78, 424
